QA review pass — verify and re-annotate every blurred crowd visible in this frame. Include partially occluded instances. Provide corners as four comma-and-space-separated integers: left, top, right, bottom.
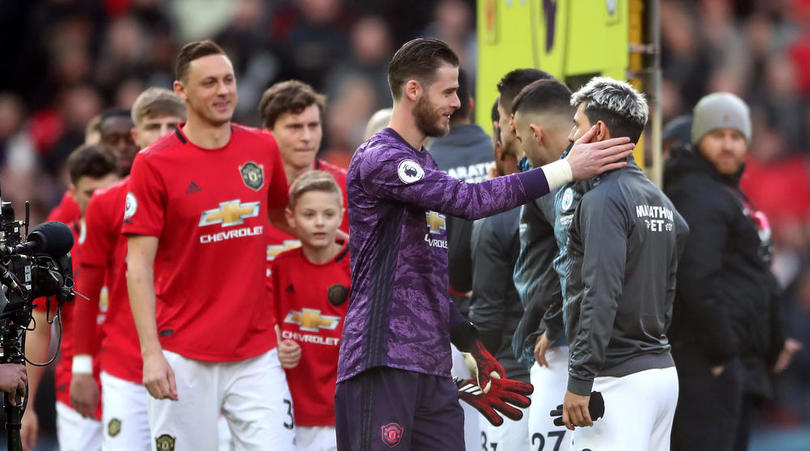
662, 0, 810, 431
0, 0, 476, 224
2, 0, 810, 444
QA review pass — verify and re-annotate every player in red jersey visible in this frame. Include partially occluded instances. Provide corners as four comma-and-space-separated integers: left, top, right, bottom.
70, 88, 186, 450
125, 40, 295, 450
21, 145, 120, 451
259, 81, 350, 373
259, 80, 349, 259
273, 171, 350, 451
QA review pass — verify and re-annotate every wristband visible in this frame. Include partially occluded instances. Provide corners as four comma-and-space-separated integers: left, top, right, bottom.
541, 159, 573, 191
72, 354, 93, 375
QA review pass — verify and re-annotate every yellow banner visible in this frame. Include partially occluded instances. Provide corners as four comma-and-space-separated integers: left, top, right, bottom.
476, 0, 630, 125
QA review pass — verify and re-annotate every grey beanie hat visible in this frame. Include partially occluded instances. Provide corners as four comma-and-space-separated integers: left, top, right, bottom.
691, 92, 751, 145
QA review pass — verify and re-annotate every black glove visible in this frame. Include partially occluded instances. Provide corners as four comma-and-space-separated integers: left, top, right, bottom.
550, 391, 604, 427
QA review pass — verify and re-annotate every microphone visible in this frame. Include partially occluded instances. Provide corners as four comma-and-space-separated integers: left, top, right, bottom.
15, 221, 74, 257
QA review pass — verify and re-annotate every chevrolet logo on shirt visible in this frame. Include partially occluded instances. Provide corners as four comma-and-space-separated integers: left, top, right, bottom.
284, 308, 341, 332
426, 211, 446, 234
267, 240, 302, 260
199, 200, 260, 227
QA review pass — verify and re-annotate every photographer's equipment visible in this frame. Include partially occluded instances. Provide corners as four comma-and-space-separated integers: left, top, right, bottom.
0, 188, 76, 451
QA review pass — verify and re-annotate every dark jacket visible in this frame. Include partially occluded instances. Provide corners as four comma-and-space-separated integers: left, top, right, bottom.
429, 124, 495, 307
469, 207, 530, 382
511, 192, 563, 366
565, 159, 689, 395
664, 146, 785, 398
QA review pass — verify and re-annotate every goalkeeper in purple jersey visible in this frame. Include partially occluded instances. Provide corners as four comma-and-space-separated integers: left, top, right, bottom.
335, 38, 635, 451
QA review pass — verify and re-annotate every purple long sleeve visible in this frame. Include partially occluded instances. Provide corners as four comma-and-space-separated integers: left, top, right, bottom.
337, 128, 552, 381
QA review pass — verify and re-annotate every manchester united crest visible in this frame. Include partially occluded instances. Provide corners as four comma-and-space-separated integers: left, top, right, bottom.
107, 418, 121, 438
155, 434, 175, 451
239, 161, 264, 191
381, 422, 403, 448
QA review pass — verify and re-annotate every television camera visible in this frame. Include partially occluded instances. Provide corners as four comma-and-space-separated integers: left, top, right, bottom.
0, 191, 75, 451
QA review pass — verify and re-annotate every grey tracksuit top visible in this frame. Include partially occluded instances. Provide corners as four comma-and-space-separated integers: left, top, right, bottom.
564, 159, 690, 395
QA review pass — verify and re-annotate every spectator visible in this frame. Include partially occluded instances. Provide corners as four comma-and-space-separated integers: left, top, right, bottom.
665, 92, 789, 451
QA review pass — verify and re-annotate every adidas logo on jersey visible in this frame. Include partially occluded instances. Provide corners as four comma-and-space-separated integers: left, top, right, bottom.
185, 181, 202, 194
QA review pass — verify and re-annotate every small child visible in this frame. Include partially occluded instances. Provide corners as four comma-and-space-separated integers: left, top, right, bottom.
274, 170, 350, 451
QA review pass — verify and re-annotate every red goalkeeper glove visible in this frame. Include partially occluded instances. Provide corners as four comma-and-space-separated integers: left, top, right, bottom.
455, 376, 533, 426
464, 340, 506, 393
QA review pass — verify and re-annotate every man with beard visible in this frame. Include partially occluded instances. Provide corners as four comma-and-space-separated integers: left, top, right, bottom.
335, 38, 636, 450
125, 40, 295, 449
665, 93, 789, 451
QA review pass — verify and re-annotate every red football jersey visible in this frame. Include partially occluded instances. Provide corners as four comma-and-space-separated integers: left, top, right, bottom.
76, 177, 141, 383
273, 242, 350, 426
123, 124, 288, 361
46, 191, 80, 224
35, 221, 103, 419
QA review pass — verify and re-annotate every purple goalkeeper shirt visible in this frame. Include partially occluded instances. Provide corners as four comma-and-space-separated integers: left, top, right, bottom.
337, 128, 552, 382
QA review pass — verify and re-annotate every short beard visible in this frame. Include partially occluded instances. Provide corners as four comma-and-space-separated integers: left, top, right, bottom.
414, 96, 447, 138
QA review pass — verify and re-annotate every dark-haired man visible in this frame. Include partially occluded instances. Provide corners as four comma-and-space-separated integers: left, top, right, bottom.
467, 94, 531, 450
99, 109, 139, 176
125, 40, 295, 449
335, 38, 634, 450
22, 144, 119, 451
560, 77, 689, 451
510, 78, 578, 451
497, 69, 553, 158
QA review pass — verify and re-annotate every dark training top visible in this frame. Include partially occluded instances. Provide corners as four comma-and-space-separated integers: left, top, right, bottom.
469, 206, 529, 382
564, 159, 689, 395
338, 128, 553, 382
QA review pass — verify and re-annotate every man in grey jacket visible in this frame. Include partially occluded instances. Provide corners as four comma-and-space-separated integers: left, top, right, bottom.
561, 77, 689, 451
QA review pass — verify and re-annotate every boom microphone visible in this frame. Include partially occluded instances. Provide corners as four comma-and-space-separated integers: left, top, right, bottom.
14, 221, 74, 257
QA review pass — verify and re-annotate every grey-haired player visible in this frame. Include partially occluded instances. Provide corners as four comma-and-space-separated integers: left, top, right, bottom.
560, 77, 689, 451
